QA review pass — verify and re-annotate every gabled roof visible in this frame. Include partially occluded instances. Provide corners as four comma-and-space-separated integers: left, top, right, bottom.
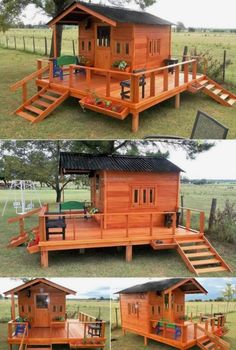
47, 1, 173, 27
117, 278, 207, 295
4, 278, 76, 296
59, 153, 183, 175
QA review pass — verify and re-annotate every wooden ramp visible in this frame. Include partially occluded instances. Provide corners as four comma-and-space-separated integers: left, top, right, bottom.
7, 233, 28, 248
14, 86, 69, 123
198, 77, 236, 107
176, 236, 231, 275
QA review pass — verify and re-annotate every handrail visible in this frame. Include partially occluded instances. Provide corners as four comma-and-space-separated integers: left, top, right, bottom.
10, 65, 50, 91
70, 64, 132, 77
41, 210, 176, 218
179, 207, 205, 233
179, 206, 204, 213
18, 323, 28, 350
8, 207, 42, 223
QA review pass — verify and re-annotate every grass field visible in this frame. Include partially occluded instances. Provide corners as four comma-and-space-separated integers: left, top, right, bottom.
0, 184, 235, 277
0, 298, 110, 350
0, 31, 236, 139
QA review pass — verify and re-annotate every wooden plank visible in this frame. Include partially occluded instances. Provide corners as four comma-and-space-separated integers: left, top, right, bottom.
182, 244, 209, 251
205, 84, 215, 90
184, 63, 189, 83
191, 258, 219, 265
163, 68, 168, 91
228, 98, 236, 105
174, 65, 180, 87
35, 100, 50, 108
195, 266, 227, 274
40, 94, 57, 101
213, 88, 221, 95
185, 252, 215, 258
150, 72, 156, 97
220, 93, 229, 100
126, 245, 132, 262
199, 79, 208, 86
24, 105, 43, 115
16, 111, 35, 122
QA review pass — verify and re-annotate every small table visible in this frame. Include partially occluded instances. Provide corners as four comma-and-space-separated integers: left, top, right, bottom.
164, 58, 179, 74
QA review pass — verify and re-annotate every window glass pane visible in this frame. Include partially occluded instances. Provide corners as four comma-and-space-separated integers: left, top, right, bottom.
134, 189, 139, 204
36, 295, 49, 309
97, 26, 111, 47
143, 189, 146, 203
150, 189, 153, 203
164, 294, 169, 309
116, 42, 121, 54
82, 41, 85, 50
125, 43, 129, 55
88, 41, 91, 51
96, 175, 99, 191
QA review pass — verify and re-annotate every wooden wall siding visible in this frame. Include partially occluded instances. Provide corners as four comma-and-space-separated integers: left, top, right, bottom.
133, 25, 171, 69
18, 283, 66, 327
79, 22, 95, 63
112, 23, 134, 69
120, 293, 150, 334
104, 171, 179, 228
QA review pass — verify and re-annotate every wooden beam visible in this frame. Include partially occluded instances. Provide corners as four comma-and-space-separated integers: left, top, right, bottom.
53, 25, 57, 58
175, 93, 180, 109
11, 293, 15, 320
132, 111, 139, 133
126, 245, 132, 262
41, 250, 49, 268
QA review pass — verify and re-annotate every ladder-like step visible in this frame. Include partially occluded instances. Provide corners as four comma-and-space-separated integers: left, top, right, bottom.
181, 244, 209, 251
199, 79, 208, 86
220, 93, 229, 100
24, 105, 43, 114
17, 111, 36, 122
40, 93, 57, 101
228, 98, 236, 106
191, 258, 219, 265
205, 84, 215, 90
35, 99, 50, 108
186, 251, 215, 258
195, 266, 227, 274
201, 76, 236, 107
178, 239, 204, 244
213, 88, 222, 95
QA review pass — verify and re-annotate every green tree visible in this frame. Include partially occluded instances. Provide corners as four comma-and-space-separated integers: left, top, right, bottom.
222, 283, 236, 312
176, 21, 185, 33
0, 140, 214, 202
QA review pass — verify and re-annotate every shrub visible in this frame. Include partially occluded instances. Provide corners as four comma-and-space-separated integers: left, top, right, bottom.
208, 200, 236, 242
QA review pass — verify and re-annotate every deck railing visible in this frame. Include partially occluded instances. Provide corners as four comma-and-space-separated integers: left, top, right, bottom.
10, 59, 53, 105
179, 207, 205, 234
67, 316, 106, 340
39, 207, 179, 242
8, 320, 29, 340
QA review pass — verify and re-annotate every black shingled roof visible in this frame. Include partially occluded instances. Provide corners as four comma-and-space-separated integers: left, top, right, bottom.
59, 153, 183, 174
117, 278, 207, 294
47, 1, 173, 26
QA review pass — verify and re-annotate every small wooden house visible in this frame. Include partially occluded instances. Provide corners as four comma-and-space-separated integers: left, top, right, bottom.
118, 278, 229, 350
8, 153, 231, 274
10, 2, 236, 130
5, 278, 106, 349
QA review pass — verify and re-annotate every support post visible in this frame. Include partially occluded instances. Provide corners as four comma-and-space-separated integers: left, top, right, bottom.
144, 336, 148, 346
132, 111, 139, 133
126, 245, 132, 262
53, 25, 57, 58
180, 195, 184, 225
11, 293, 15, 320
41, 250, 49, 268
208, 198, 217, 230
175, 93, 180, 109
223, 50, 226, 82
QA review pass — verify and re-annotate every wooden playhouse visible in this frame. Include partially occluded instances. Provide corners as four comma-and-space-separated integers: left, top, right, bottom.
8, 153, 231, 274
118, 278, 230, 350
10, 1, 236, 132
5, 278, 106, 350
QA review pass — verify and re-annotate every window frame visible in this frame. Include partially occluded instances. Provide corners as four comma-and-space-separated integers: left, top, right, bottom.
131, 185, 157, 208
148, 38, 161, 57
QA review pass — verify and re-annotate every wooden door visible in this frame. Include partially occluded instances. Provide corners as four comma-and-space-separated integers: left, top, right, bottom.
34, 294, 50, 327
95, 25, 111, 70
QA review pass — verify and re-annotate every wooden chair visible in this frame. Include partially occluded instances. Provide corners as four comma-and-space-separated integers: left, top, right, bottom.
120, 69, 146, 100
144, 110, 229, 140
53, 55, 78, 80
88, 319, 102, 337
45, 212, 66, 241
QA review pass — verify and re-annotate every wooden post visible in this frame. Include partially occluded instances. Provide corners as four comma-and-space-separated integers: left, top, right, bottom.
209, 198, 217, 230
126, 214, 129, 238
72, 39, 76, 56
172, 212, 176, 235
192, 60, 197, 79
49, 61, 53, 83
194, 323, 197, 339
150, 72, 156, 97
41, 250, 48, 268
175, 65, 180, 87
144, 336, 148, 346
86, 68, 91, 85
184, 63, 189, 83
33, 36, 35, 53
44, 37, 48, 56
200, 212, 205, 234
163, 68, 169, 91
126, 245, 132, 262
182, 46, 188, 68
175, 93, 180, 109
180, 195, 184, 225
132, 111, 139, 133
222, 50, 226, 82
106, 72, 111, 97
11, 293, 15, 320
53, 26, 57, 58
186, 209, 191, 230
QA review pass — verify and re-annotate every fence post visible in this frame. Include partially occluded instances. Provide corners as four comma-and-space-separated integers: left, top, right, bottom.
72, 39, 75, 56
6, 36, 8, 48
115, 307, 119, 328
182, 46, 188, 70
222, 50, 226, 82
180, 195, 184, 225
208, 198, 217, 230
14, 36, 16, 49
44, 37, 48, 56
33, 36, 35, 53
23, 36, 25, 51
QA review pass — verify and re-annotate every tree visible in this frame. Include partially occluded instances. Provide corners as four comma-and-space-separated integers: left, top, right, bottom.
222, 283, 236, 312
176, 21, 185, 33
0, 0, 157, 55
0, 140, 214, 202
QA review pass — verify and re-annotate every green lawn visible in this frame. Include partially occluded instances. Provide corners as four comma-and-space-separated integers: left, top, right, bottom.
0, 32, 236, 139
0, 185, 235, 277
0, 298, 110, 350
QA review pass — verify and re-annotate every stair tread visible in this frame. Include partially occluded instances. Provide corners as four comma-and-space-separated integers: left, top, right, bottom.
205, 84, 215, 90
195, 266, 227, 274
213, 88, 222, 95
182, 244, 209, 251
204, 342, 215, 349
34, 99, 50, 108
220, 93, 229, 100
179, 239, 205, 244
228, 98, 236, 105
186, 251, 215, 258
47, 89, 63, 95
17, 111, 36, 122
191, 258, 220, 265
199, 79, 208, 86
40, 93, 58, 101
24, 105, 43, 115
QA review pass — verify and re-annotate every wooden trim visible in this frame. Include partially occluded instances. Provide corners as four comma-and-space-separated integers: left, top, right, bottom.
53, 25, 57, 58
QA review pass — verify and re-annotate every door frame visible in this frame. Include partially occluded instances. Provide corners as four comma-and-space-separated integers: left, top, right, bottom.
34, 293, 50, 327
94, 23, 112, 69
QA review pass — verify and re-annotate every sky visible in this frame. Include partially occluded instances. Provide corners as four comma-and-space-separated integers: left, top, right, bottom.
1, 277, 235, 301
22, 0, 236, 28
168, 140, 236, 180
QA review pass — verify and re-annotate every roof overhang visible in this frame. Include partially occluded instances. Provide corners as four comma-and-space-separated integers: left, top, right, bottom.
47, 2, 117, 27
4, 278, 76, 296
163, 278, 208, 295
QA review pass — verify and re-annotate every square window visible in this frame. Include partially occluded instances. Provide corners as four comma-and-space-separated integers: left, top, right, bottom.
36, 295, 49, 309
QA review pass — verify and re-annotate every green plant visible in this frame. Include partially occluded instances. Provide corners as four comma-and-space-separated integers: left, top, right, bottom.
53, 316, 65, 321
208, 200, 236, 242
112, 60, 129, 70
77, 55, 89, 65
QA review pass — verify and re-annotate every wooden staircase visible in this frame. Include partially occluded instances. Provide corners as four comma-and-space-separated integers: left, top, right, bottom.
197, 333, 230, 350
7, 233, 28, 248
14, 86, 69, 123
176, 236, 231, 275
199, 77, 236, 107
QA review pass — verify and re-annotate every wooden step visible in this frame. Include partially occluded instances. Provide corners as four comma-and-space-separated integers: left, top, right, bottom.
179, 239, 204, 245
205, 84, 215, 90
199, 79, 208, 86
182, 244, 209, 251
34, 99, 50, 108
17, 110, 36, 122
24, 105, 43, 115
186, 251, 215, 258
220, 93, 229, 100
228, 98, 236, 106
212, 88, 221, 95
47, 89, 63, 96
40, 93, 57, 101
195, 266, 227, 274
204, 342, 215, 349
191, 258, 219, 266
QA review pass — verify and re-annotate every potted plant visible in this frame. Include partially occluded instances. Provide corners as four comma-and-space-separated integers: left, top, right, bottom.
51, 316, 66, 328
77, 55, 92, 67
112, 60, 130, 72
